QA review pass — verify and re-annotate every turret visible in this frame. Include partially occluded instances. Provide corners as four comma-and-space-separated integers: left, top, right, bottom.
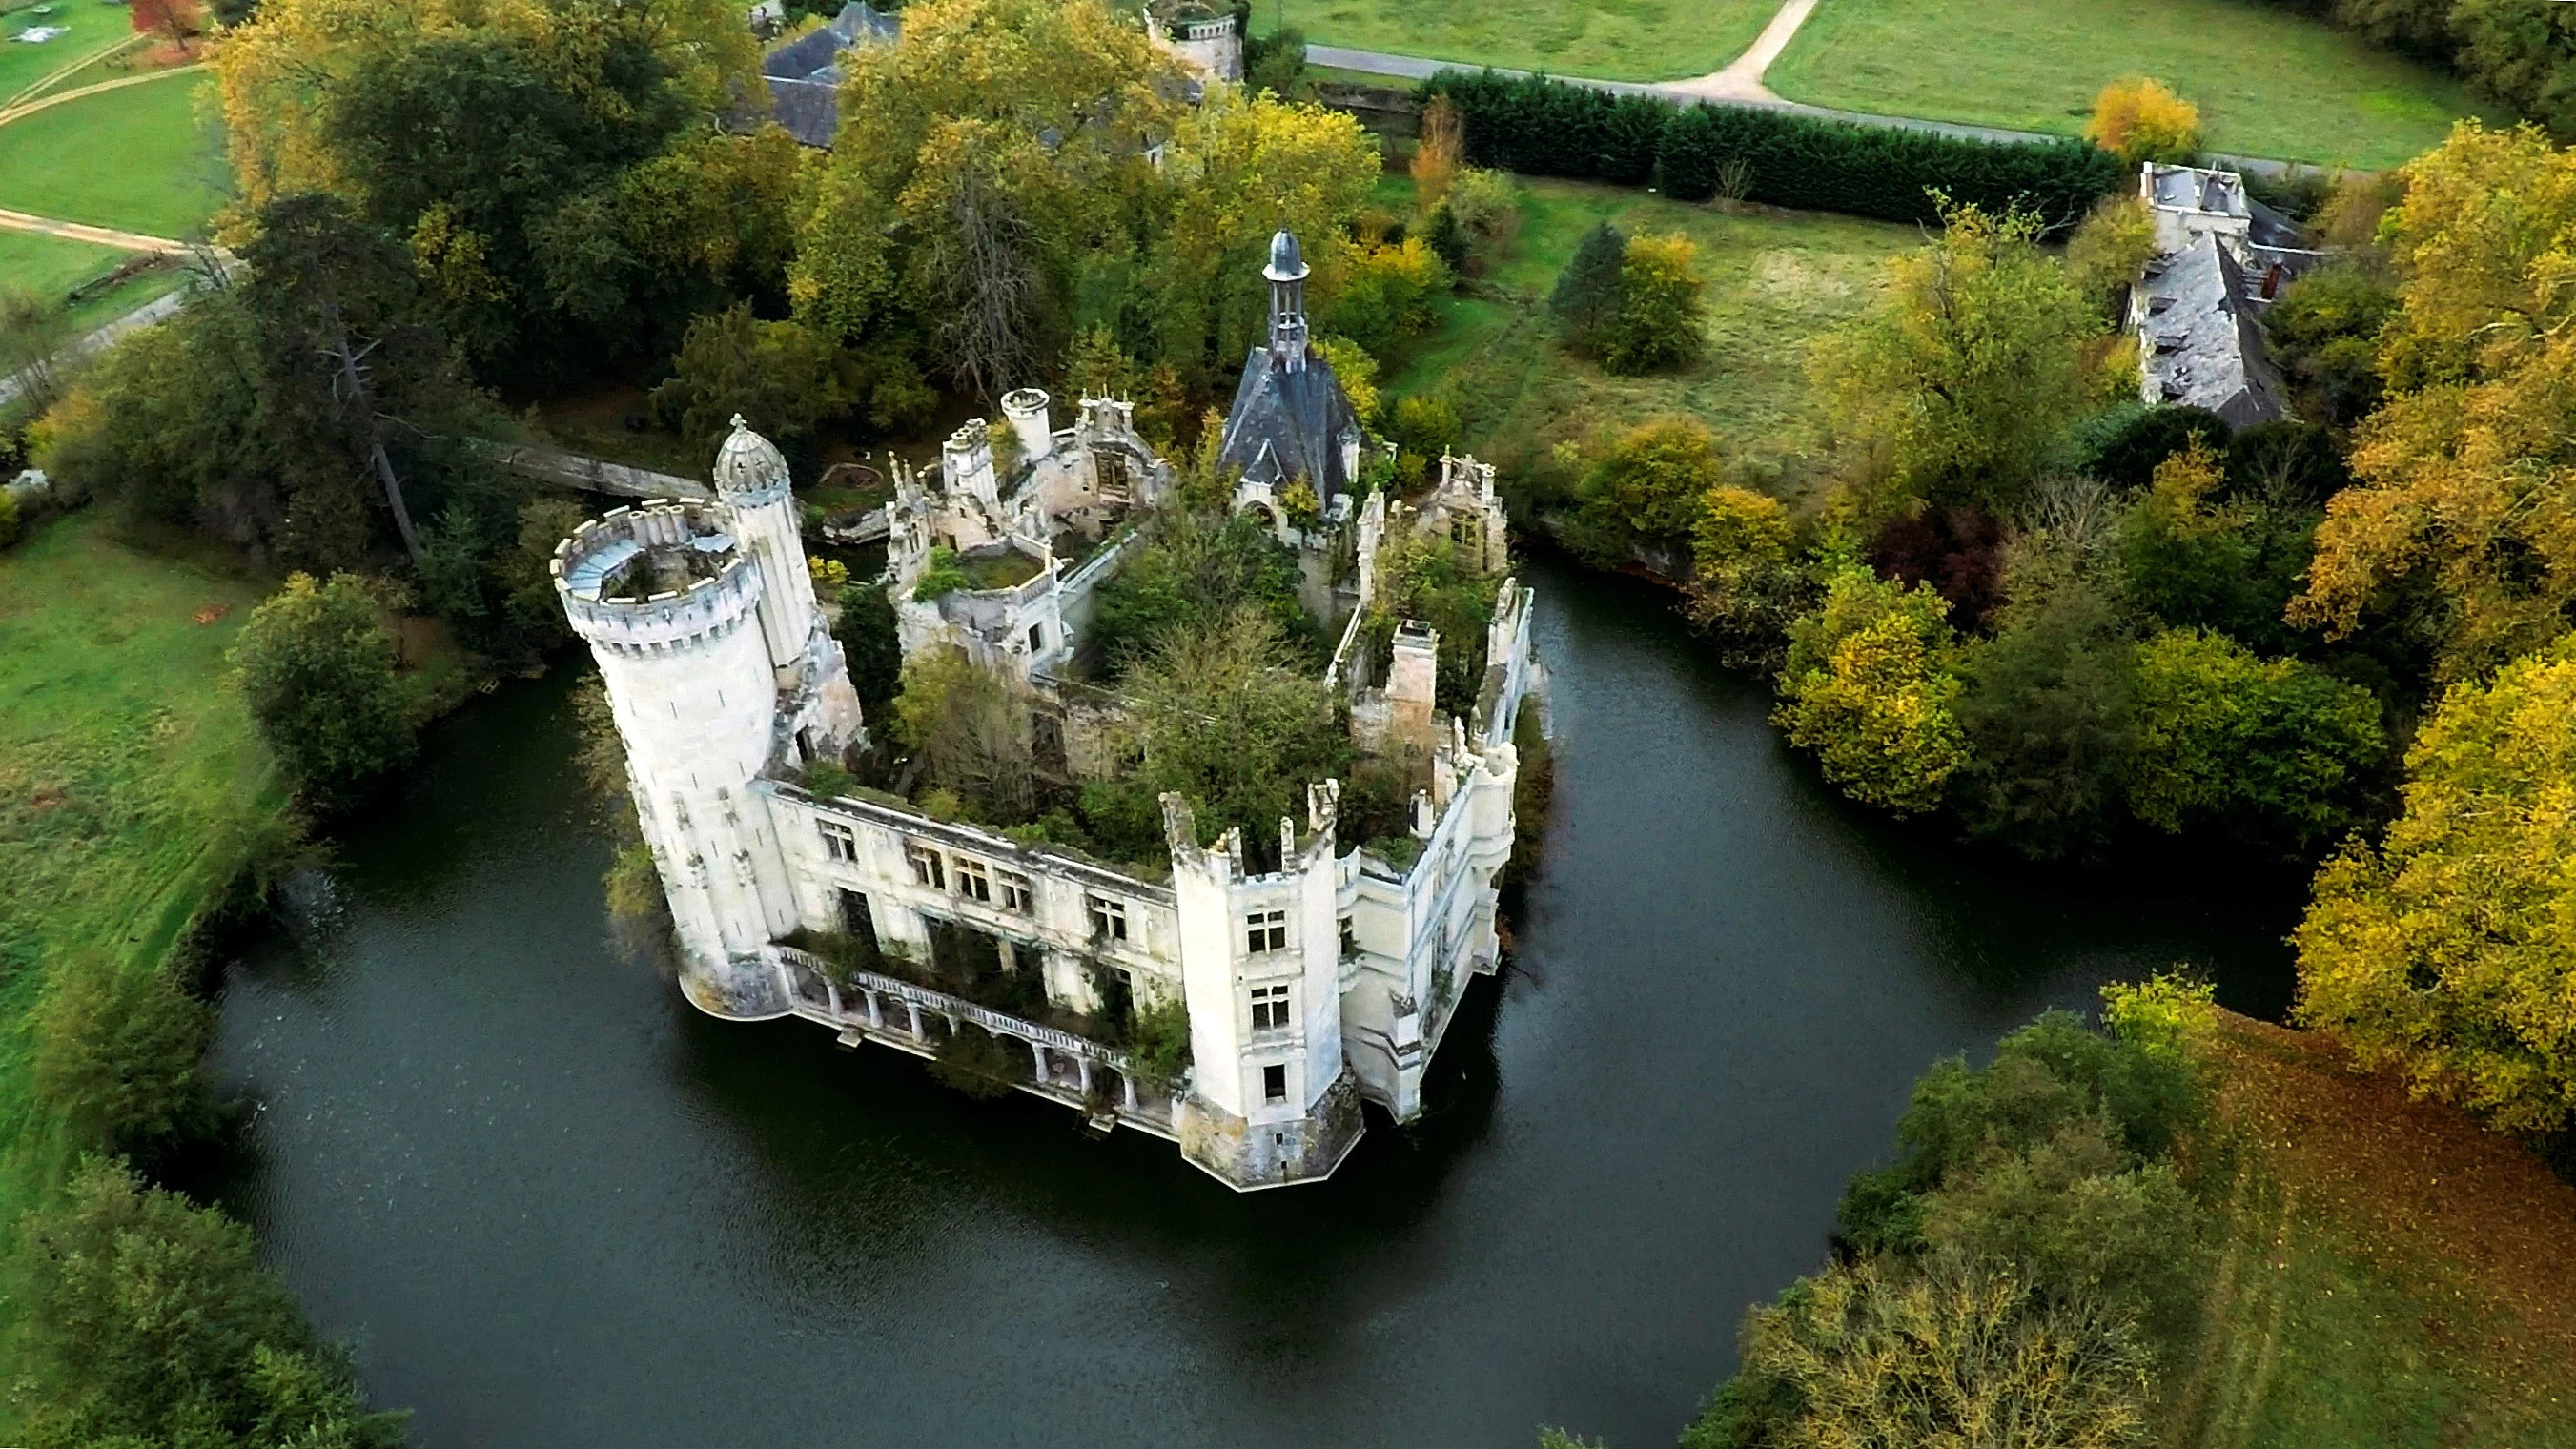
1265, 230, 1309, 371
1000, 388, 1053, 467
552, 501, 801, 972
943, 418, 1001, 513
712, 417, 819, 680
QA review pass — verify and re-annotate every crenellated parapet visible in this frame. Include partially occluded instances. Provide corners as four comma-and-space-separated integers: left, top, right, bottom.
551, 501, 765, 654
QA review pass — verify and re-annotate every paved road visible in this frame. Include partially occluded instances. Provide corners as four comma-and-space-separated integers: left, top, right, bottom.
1306, 44, 2297, 174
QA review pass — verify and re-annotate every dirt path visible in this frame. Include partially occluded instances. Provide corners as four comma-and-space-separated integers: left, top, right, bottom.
1666, 0, 1819, 103
0, 59, 205, 131
0, 206, 185, 253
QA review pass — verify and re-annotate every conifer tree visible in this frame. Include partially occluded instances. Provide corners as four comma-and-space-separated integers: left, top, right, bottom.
1549, 221, 1629, 357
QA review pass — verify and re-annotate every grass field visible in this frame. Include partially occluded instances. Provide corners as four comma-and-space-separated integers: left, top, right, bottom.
2177, 1013, 2576, 1446
0, 69, 226, 235
0, 0, 138, 110
1269, 0, 1777, 82
1379, 174, 1909, 494
0, 512, 279, 1220
0, 228, 191, 329
1766, 0, 2479, 169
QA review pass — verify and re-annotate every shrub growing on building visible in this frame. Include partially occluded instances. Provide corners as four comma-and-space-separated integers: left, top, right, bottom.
229, 573, 418, 808
930, 1024, 1027, 1100
834, 579, 904, 722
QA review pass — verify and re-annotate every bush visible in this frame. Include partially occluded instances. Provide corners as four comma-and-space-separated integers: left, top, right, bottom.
1952, 564, 2138, 862
1322, 235, 1451, 358
1444, 166, 1522, 270
1089, 508, 1315, 673
1601, 232, 1707, 375
31, 953, 212, 1155
929, 1024, 1025, 1099
2264, 264, 2399, 424
834, 579, 903, 722
2082, 404, 2230, 490
1386, 392, 1462, 465
1578, 417, 1725, 553
18, 1159, 405, 1449
229, 573, 418, 808
2064, 193, 2157, 316
1421, 72, 2122, 231
0, 484, 19, 550
1688, 485, 1804, 661
2127, 627, 2387, 847
2084, 77, 2201, 165
1774, 565, 1967, 815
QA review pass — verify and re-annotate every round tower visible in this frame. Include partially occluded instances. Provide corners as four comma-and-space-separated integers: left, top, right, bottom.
712, 416, 819, 679
553, 501, 798, 978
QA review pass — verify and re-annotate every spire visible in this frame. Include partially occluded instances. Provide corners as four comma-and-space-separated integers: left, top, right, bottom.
1265, 229, 1309, 371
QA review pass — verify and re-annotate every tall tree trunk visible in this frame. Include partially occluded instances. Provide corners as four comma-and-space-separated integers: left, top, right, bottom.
325, 304, 424, 568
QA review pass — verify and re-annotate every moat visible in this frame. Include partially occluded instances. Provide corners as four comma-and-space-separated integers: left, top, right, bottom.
203, 554, 2300, 1449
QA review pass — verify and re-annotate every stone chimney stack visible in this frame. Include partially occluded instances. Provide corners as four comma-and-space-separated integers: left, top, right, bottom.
944, 418, 999, 512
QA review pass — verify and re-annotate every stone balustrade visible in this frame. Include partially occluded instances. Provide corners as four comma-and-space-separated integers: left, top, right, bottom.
765, 945, 1178, 1137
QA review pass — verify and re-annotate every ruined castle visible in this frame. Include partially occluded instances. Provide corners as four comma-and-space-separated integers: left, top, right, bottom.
555, 235, 1541, 1190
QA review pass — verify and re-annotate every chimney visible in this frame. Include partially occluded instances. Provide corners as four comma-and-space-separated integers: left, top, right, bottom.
1388, 620, 1439, 750
942, 418, 998, 511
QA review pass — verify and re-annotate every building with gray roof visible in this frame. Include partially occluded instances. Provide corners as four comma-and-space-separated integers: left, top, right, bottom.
1218, 231, 1365, 501
761, 2, 899, 148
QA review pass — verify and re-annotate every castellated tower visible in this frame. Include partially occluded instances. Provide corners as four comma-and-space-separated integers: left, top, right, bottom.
553, 500, 803, 988
712, 416, 866, 756
1164, 784, 1365, 1187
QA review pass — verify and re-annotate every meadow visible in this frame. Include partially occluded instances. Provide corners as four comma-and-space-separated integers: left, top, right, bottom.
1763, 0, 2478, 169
1380, 174, 1910, 497
0, 0, 139, 109
0, 69, 227, 236
1273, 0, 1777, 83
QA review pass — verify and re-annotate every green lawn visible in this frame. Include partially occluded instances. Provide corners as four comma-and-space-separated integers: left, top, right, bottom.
1269, 0, 1778, 82
0, 512, 279, 1218
0, 0, 137, 110
1381, 174, 1909, 495
0, 69, 226, 235
0, 228, 190, 329
1766, 0, 2480, 169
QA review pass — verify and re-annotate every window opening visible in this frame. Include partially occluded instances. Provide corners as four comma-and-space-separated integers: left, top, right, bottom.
818, 820, 858, 863
955, 856, 992, 904
1262, 1065, 1287, 1103
1086, 894, 1128, 942
1000, 870, 1033, 913
1245, 908, 1287, 953
906, 842, 946, 890
1250, 984, 1290, 1031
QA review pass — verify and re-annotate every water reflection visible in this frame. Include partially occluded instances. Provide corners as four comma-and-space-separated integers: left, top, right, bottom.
203, 554, 2296, 1449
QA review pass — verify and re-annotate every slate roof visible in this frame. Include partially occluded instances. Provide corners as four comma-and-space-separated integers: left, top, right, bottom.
760, 2, 898, 148
1219, 346, 1361, 500
2135, 232, 2287, 429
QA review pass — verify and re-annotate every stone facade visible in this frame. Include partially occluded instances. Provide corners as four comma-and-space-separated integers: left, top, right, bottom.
560, 240, 1541, 1192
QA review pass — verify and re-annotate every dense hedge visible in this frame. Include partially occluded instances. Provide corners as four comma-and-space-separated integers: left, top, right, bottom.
1419, 71, 2125, 230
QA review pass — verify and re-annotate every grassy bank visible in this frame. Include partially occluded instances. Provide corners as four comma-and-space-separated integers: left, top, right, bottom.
1380, 174, 1909, 495
1765, 0, 2477, 169
2178, 1012, 2576, 1446
0, 70, 227, 236
0, 512, 280, 1218
0, 2, 139, 109
1269, 0, 1776, 83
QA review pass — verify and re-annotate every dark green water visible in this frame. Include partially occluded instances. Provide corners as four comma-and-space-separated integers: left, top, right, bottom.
207, 556, 2297, 1448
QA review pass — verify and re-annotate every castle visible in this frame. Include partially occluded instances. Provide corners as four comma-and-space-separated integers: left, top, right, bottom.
554, 235, 1542, 1191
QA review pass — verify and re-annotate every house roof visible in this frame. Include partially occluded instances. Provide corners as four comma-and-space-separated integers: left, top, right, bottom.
1219, 346, 1360, 499
2136, 233, 2287, 429
759, 2, 899, 147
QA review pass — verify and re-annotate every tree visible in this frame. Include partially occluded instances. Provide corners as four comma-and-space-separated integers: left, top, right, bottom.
1599, 231, 1707, 375
230, 573, 417, 807
130, 0, 202, 53
1774, 564, 1967, 816
1443, 167, 1522, 272
1952, 561, 2137, 861
650, 303, 848, 459
2064, 193, 2157, 317
1312, 335, 1381, 425
1089, 508, 1314, 672
2084, 77, 2200, 165
2294, 636, 2576, 1133
834, 580, 904, 724
18, 1159, 405, 1449
1577, 417, 1725, 554
1411, 92, 1462, 204
0, 287, 75, 416
1688, 484, 1803, 661
2293, 124, 2576, 680
2127, 627, 2385, 847
1319, 235, 1449, 359
30, 953, 211, 1155
1549, 221, 1628, 357
1814, 201, 2101, 511
890, 646, 1036, 822
1697, 1257, 2154, 1449
2264, 264, 2398, 424
1123, 606, 1350, 867
2115, 439, 2319, 654
2082, 404, 2229, 492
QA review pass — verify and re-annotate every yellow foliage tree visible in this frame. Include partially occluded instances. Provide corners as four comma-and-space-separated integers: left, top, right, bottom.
1774, 564, 1967, 815
2291, 122, 2576, 680
2294, 636, 2576, 1133
2084, 77, 2200, 166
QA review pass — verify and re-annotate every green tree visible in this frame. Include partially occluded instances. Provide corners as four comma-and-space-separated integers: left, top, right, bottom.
1952, 561, 2137, 862
1600, 231, 1707, 375
1813, 201, 2102, 511
1694, 1257, 2154, 1449
1548, 220, 1628, 357
2294, 636, 2576, 1133
30, 954, 211, 1155
2264, 264, 2398, 425
2064, 193, 2157, 318
1089, 508, 1314, 673
650, 303, 848, 459
229, 573, 417, 807
834, 580, 905, 723
1319, 235, 1450, 360
17, 1159, 406, 1449
1688, 484, 1804, 662
2127, 627, 2386, 847
889, 646, 1036, 822
1577, 417, 1725, 554
1774, 564, 1967, 816
1123, 606, 1350, 867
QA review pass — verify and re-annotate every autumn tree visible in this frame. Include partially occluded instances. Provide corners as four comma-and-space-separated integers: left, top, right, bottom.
1812, 201, 2102, 512
1600, 231, 1707, 375
2127, 627, 2385, 848
2294, 636, 2576, 1134
1575, 417, 1726, 560
2294, 123, 2576, 681
1689, 484, 1804, 663
2064, 193, 2157, 318
1775, 564, 1968, 815
2084, 77, 2200, 165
